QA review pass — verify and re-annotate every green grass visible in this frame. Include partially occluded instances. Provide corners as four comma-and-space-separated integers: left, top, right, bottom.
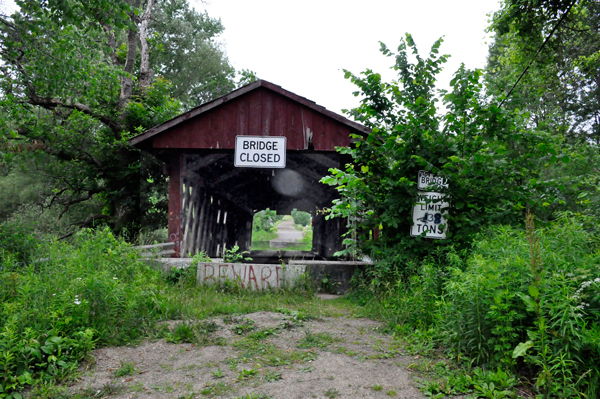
201, 381, 234, 397
250, 242, 312, 251
0, 226, 356, 397
297, 331, 342, 349
231, 337, 317, 367
115, 361, 137, 377
164, 320, 219, 344
251, 229, 278, 242
157, 282, 350, 321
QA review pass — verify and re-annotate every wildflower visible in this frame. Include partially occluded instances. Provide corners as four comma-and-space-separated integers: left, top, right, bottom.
74, 295, 81, 305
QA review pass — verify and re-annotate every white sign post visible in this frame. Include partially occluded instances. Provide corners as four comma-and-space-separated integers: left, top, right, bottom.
234, 136, 286, 168
411, 171, 449, 239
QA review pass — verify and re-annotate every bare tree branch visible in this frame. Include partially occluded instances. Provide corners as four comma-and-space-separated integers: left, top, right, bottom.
57, 189, 103, 220
9, 56, 125, 135
27, 93, 124, 135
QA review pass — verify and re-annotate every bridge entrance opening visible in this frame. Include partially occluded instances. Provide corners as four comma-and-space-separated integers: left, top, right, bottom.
250, 209, 313, 252
128, 80, 369, 261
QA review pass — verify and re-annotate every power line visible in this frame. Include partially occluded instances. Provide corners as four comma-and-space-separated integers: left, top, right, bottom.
499, 0, 579, 107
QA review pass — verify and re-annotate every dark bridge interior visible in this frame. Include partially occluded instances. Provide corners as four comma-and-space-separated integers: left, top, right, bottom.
161, 150, 347, 260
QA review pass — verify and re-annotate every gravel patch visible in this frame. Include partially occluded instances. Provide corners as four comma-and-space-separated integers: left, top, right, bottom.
68, 312, 426, 399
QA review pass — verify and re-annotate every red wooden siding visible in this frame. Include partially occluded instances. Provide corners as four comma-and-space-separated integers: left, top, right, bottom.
151, 87, 353, 151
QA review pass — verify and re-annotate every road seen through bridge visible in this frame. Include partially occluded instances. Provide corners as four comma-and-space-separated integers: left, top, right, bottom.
270, 217, 303, 248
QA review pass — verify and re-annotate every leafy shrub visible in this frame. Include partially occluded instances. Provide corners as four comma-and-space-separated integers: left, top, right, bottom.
0, 221, 38, 267
223, 245, 252, 263
352, 216, 600, 397
322, 34, 570, 268
0, 228, 164, 395
114, 361, 137, 377
441, 217, 600, 397
291, 209, 311, 227
163, 251, 210, 287
252, 209, 282, 232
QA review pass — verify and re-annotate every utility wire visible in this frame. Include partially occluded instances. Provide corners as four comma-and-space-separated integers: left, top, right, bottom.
499, 0, 578, 107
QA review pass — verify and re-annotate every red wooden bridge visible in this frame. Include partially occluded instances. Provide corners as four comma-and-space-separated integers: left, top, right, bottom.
129, 80, 369, 259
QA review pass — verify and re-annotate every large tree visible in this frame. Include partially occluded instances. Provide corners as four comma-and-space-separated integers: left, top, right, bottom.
151, 0, 236, 109
486, 0, 600, 144
0, 0, 236, 235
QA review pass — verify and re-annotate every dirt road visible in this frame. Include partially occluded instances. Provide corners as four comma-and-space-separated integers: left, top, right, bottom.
67, 311, 426, 399
270, 219, 304, 249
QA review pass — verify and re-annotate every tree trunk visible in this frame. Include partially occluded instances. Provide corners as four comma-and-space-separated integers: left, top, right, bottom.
139, 0, 154, 91
119, 0, 141, 110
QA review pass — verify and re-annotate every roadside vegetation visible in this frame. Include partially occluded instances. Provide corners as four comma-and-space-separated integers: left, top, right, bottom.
0, 226, 337, 397
348, 215, 600, 398
1, 0, 599, 397
251, 209, 282, 246
317, 0, 600, 395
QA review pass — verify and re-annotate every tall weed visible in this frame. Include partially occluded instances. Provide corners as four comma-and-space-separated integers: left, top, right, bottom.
0, 228, 163, 395
442, 217, 600, 397
351, 216, 600, 397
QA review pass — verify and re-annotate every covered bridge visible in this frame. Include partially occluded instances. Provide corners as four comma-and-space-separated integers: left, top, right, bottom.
129, 80, 370, 259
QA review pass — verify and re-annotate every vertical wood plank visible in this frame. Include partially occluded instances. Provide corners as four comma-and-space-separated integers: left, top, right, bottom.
188, 186, 202, 256
180, 178, 193, 256
248, 90, 262, 135
191, 192, 206, 255
324, 119, 337, 151
209, 109, 220, 147
200, 198, 213, 254
284, 98, 296, 149
198, 113, 210, 149
312, 113, 326, 151
245, 219, 253, 250
301, 107, 314, 150
237, 97, 248, 136
206, 199, 219, 256
223, 102, 237, 140
272, 94, 284, 137
168, 153, 182, 257
289, 98, 303, 149
188, 119, 198, 149
261, 90, 273, 136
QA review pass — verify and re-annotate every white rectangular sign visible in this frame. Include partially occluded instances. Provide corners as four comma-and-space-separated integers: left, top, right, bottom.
234, 135, 286, 168
411, 191, 449, 239
418, 170, 449, 190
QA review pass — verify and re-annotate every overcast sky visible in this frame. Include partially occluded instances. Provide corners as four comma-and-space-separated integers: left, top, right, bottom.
200, 0, 501, 115
1, 0, 502, 115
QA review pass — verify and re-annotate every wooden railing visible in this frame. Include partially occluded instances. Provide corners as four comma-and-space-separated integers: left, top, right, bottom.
133, 242, 176, 258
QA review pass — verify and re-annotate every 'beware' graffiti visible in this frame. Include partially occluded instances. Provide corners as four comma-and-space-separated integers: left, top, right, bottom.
197, 263, 305, 290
